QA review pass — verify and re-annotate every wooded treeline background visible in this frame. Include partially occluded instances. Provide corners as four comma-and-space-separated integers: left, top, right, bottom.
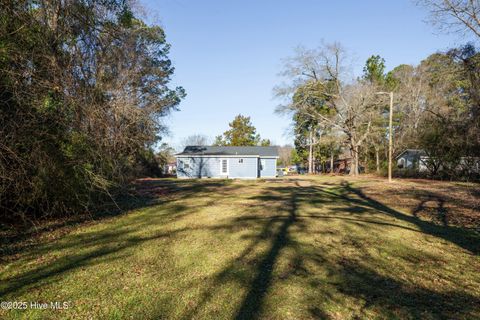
276, 45, 480, 179
276, 0, 480, 179
0, 0, 185, 223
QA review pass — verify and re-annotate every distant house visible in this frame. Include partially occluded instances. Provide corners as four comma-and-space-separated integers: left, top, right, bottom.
332, 157, 351, 174
329, 154, 365, 174
396, 149, 480, 175
175, 146, 279, 179
395, 149, 428, 171
163, 161, 177, 175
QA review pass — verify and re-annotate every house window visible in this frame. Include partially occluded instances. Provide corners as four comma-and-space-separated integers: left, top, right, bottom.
183, 159, 190, 169
239, 159, 243, 164
221, 159, 228, 174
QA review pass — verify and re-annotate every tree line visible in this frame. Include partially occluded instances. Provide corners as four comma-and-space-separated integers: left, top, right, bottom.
0, 0, 185, 223
276, 0, 480, 180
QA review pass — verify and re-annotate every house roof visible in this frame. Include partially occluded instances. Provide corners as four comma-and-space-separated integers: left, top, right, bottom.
175, 146, 279, 157
395, 149, 427, 160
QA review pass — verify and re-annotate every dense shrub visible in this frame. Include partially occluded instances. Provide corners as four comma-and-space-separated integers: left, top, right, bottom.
0, 0, 184, 223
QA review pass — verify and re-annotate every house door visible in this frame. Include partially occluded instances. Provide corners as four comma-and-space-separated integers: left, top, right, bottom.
258, 158, 266, 177
220, 158, 229, 176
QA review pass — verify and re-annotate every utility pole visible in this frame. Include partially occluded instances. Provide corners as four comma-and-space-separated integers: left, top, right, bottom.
388, 92, 393, 183
376, 91, 394, 182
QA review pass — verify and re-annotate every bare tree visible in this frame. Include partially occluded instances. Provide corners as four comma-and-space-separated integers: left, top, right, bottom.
277, 145, 294, 166
276, 43, 383, 175
181, 134, 210, 149
419, 0, 480, 38
385, 64, 429, 156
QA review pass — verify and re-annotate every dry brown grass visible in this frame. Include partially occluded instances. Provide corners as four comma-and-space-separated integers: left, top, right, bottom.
347, 175, 480, 230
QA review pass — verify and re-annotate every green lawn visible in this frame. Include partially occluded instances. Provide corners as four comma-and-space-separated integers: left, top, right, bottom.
1, 176, 479, 319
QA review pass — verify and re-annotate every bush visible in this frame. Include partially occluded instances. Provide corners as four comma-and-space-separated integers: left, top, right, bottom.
0, 1, 184, 224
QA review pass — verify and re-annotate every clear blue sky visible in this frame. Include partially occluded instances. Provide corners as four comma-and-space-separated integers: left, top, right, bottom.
141, 0, 467, 150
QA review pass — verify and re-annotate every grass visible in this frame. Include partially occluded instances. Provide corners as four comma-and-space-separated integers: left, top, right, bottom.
0, 176, 479, 319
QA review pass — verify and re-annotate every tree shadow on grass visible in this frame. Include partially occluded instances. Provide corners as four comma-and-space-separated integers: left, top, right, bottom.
0, 211, 192, 298
333, 181, 479, 255
174, 183, 312, 320
369, 182, 479, 230
0, 178, 238, 261
334, 258, 480, 319
0, 179, 243, 298
1, 178, 479, 319
233, 188, 299, 320
207, 180, 480, 319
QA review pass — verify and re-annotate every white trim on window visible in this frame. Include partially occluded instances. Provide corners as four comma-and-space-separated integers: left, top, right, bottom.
220, 158, 229, 175
183, 158, 190, 169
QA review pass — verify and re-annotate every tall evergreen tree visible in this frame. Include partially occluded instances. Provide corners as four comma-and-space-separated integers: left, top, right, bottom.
363, 55, 386, 85
215, 115, 270, 146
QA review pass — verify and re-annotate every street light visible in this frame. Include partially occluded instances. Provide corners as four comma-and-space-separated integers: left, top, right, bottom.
376, 91, 394, 183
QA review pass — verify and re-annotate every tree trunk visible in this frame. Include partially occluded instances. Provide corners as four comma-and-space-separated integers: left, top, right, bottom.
350, 145, 359, 176
330, 152, 334, 174
312, 133, 318, 174
375, 148, 380, 174
364, 153, 368, 173
308, 130, 313, 174
355, 150, 359, 175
